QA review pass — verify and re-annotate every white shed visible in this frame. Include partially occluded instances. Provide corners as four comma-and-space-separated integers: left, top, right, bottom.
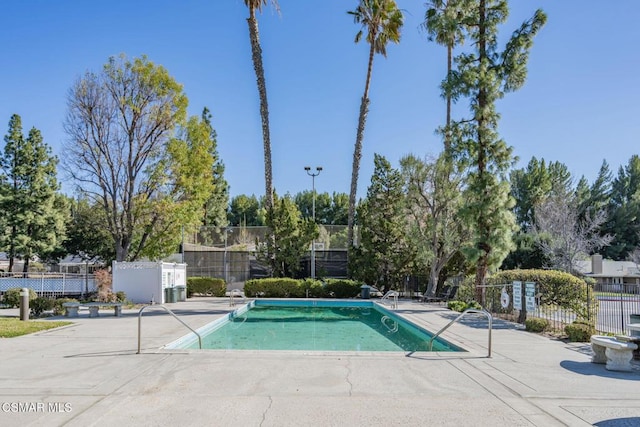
113, 261, 187, 304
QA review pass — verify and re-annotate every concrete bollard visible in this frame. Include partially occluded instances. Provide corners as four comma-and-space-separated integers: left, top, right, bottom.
19, 288, 29, 321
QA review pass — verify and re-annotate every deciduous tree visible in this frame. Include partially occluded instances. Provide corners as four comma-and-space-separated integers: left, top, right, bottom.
400, 153, 468, 296
533, 194, 612, 274
63, 55, 214, 262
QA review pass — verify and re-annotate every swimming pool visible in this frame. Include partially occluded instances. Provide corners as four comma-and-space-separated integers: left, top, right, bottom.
165, 300, 465, 353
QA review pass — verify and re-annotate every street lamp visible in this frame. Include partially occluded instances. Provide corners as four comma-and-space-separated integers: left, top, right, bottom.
304, 166, 322, 279
224, 227, 233, 283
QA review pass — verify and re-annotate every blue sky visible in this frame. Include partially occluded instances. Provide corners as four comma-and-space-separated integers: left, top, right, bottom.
1, 1, 639, 200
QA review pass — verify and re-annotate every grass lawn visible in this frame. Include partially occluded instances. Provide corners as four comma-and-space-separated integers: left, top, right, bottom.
0, 318, 72, 338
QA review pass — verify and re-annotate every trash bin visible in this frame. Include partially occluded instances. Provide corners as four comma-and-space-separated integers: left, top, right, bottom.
164, 287, 176, 303
360, 285, 371, 299
176, 286, 186, 302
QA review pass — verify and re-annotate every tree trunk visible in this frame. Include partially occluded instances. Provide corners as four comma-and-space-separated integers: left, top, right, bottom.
474, 253, 487, 303
444, 43, 452, 153
247, 12, 273, 213
474, 0, 488, 305
347, 35, 377, 250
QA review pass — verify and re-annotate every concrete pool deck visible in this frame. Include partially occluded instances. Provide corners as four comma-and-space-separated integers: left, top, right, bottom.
0, 298, 639, 426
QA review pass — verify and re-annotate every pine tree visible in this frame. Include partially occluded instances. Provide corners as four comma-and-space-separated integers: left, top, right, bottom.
201, 107, 229, 230
0, 115, 65, 272
446, 1, 546, 302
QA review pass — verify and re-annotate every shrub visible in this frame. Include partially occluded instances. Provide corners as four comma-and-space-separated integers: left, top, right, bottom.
187, 277, 227, 297
53, 298, 78, 315
525, 317, 549, 333
565, 322, 595, 342
95, 269, 115, 302
324, 279, 361, 298
301, 279, 326, 298
244, 278, 301, 298
447, 300, 482, 312
115, 291, 127, 302
30, 297, 54, 317
451, 276, 477, 303
2, 288, 37, 308
447, 300, 467, 312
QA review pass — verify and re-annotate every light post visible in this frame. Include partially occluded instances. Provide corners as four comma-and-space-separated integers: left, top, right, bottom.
224, 227, 232, 283
304, 166, 322, 279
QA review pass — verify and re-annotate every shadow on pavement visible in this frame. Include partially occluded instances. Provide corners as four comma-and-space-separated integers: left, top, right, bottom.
560, 360, 640, 380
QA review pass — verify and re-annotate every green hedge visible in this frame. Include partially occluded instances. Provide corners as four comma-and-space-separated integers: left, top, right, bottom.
487, 269, 595, 318
244, 278, 362, 298
187, 277, 226, 297
244, 278, 304, 298
324, 279, 363, 298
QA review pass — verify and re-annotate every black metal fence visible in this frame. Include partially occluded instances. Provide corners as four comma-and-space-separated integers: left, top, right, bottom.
183, 250, 349, 283
481, 283, 640, 335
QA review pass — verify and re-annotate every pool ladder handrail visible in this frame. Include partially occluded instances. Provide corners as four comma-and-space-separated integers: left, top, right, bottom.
407, 308, 492, 357
137, 304, 202, 354
229, 289, 246, 307
380, 290, 399, 309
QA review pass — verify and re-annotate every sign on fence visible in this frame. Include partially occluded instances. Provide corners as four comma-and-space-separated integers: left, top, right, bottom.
525, 282, 536, 312
513, 281, 522, 310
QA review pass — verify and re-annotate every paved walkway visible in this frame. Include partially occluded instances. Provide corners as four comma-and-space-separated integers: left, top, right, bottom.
1, 298, 639, 426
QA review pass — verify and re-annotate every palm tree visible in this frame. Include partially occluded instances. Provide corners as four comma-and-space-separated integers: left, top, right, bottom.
346, 0, 403, 250
244, 0, 279, 212
423, 0, 470, 152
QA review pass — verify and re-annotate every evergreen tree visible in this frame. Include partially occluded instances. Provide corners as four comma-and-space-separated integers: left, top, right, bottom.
294, 191, 349, 225
582, 160, 612, 221
510, 157, 552, 229
445, 1, 546, 302
0, 115, 66, 272
228, 194, 264, 226
603, 156, 640, 259
63, 195, 114, 263
350, 154, 410, 292
261, 192, 317, 277
201, 108, 229, 230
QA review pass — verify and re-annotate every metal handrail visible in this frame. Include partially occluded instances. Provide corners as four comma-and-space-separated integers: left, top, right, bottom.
229, 289, 246, 307
137, 304, 202, 354
406, 308, 492, 357
380, 290, 399, 309
428, 308, 492, 357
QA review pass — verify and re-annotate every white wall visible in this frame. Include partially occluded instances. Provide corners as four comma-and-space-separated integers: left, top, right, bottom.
113, 262, 187, 304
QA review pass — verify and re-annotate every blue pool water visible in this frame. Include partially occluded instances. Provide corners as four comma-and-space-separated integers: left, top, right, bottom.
166, 300, 464, 352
